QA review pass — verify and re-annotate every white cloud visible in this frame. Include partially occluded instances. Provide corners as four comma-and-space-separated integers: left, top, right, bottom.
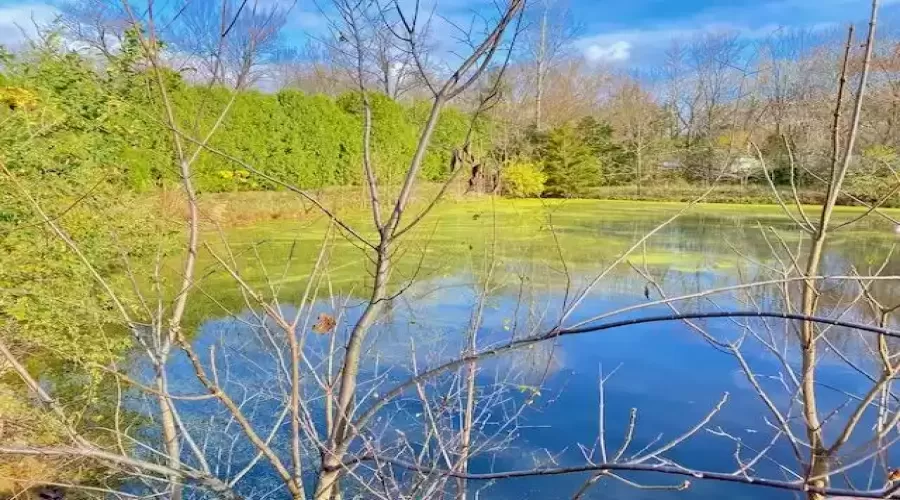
571, 0, 875, 66
0, 4, 60, 48
574, 22, 827, 66
584, 40, 632, 62
575, 26, 695, 65
576, 25, 712, 61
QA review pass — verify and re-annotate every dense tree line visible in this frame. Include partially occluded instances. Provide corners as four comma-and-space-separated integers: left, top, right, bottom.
481, 25, 900, 202
0, 37, 478, 195
7, 26, 900, 204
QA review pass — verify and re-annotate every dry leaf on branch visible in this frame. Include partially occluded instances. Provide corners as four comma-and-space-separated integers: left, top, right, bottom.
313, 313, 336, 334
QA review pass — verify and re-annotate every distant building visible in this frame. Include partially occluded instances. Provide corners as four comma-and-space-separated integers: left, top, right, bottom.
727, 156, 763, 177
659, 159, 683, 171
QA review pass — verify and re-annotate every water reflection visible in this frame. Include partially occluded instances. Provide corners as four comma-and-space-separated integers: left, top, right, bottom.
155, 205, 900, 499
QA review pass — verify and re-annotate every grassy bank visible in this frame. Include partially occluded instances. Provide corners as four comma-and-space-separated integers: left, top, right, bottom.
177, 185, 900, 232
169, 183, 900, 231
587, 184, 900, 208
162, 183, 469, 227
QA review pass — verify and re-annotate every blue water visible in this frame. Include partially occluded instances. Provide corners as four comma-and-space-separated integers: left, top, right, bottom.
136, 210, 900, 499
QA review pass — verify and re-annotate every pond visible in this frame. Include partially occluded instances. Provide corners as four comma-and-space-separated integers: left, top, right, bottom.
142, 199, 900, 499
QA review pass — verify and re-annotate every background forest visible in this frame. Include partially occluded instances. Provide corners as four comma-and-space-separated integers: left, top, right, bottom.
4, 5, 900, 203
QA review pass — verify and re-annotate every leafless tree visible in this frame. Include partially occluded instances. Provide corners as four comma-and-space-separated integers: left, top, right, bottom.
602, 78, 670, 192
167, 0, 291, 86
521, 0, 579, 130
59, 0, 130, 59
7, 1, 900, 500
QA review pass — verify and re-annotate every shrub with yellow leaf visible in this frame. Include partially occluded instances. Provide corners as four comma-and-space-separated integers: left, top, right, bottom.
0, 87, 38, 111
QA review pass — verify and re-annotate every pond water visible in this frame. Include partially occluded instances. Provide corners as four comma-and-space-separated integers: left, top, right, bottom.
144, 200, 900, 499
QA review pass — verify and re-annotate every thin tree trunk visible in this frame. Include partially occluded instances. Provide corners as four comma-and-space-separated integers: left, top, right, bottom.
636, 125, 644, 197
315, 249, 390, 500
156, 371, 183, 500
534, 7, 547, 131
456, 294, 486, 499
288, 327, 306, 497
456, 238, 496, 500
314, 94, 446, 500
799, 7, 877, 496
313, 4, 523, 494
457, 349, 477, 500
799, 234, 827, 500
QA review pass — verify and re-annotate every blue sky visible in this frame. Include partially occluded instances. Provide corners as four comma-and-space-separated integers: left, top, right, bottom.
569, 0, 898, 64
1, 0, 897, 65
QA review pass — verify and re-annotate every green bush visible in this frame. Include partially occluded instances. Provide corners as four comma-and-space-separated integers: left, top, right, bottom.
541, 124, 601, 198
0, 39, 177, 379
501, 161, 546, 198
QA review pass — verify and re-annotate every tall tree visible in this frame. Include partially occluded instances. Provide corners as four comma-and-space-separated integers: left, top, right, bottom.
541, 123, 600, 197
603, 79, 670, 192
523, 0, 578, 130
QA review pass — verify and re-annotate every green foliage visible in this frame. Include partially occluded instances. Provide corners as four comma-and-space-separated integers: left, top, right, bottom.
157, 89, 474, 192
540, 124, 601, 198
0, 43, 169, 489
0, 46, 12, 67
0, 43, 173, 381
339, 92, 417, 184
2, 44, 481, 195
861, 144, 899, 166
501, 161, 546, 198
576, 117, 631, 185
754, 133, 807, 186
844, 144, 900, 201
0, 86, 38, 110
497, 118, 625, 198
409, 102, 478, 181
0, 42, 485, 381
576, 117, 618, 158
0, 42, 487, 390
